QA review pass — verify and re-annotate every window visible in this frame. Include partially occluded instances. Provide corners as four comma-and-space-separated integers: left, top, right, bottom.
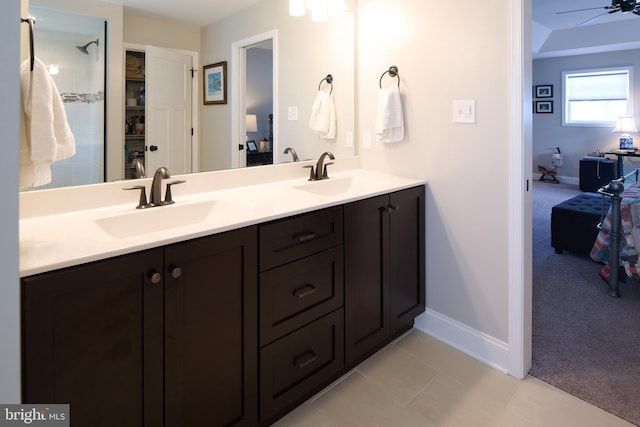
563, 67, 633, 126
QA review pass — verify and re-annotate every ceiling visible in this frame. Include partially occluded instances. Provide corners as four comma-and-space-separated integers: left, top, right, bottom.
533, 0, 638, 30
104, 0, 640, 58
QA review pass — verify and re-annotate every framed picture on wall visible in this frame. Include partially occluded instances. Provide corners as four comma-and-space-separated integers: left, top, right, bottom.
535, 100, 553, 113
535, 84, 553, 98
203, 61, 227, 105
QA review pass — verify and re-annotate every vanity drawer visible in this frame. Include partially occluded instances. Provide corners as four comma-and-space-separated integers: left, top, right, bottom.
260, 247, 344, 346
260, 308, 344, 422
259, 206, 343, 271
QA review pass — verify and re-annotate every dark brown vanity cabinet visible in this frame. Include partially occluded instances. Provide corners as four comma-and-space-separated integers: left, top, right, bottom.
22, 227, 258, 427
344, 186, 425, 366
21, 185, 426, 427
258, 207, 345, 423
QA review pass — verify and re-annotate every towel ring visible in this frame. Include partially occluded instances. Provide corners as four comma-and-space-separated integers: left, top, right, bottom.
379, 66, 400, 88
21, 17, 36, 72
318, 74, 333, 94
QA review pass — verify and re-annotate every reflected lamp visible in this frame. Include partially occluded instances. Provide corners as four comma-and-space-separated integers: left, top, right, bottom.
613, 116, 638, 149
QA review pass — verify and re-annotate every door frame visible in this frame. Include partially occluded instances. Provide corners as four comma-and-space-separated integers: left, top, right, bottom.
230, 30, 278, 169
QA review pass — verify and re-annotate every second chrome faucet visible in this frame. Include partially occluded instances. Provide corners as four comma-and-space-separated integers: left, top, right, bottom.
305, 152, 335, 181
124, 166, 185, 209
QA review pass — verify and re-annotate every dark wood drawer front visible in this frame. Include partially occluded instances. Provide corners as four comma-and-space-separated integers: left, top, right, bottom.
260, 247, 344, 346
259, 206, 343, 271
260, 309, 344, 422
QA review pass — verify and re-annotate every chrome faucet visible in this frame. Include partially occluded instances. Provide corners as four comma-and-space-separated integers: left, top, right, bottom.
284, 147, 300, 162
305, 152, 335, 181
149, 167, 170, 206
124, 166, 185, 209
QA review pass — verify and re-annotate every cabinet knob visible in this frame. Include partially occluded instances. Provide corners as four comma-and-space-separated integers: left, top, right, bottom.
149, 271, 162, 284
170, 266, 182, 279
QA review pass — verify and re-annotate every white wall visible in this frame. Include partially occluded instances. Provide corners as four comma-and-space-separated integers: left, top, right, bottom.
358, 0, 513, 348
533, 48, 640, 180
0, 0, 21, 403
200, 0, 355, 171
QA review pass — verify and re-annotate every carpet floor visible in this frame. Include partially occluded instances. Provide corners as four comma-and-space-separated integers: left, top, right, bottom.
530, 180, 640, 426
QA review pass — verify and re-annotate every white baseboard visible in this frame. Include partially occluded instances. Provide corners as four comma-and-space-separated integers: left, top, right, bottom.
413, 308, 509, 374
532, 172, 579, 186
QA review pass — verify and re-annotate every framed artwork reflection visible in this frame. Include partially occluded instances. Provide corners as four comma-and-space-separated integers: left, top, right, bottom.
203, 61, 227, 105
535, 100, 553, 113
535, 85, 553, 98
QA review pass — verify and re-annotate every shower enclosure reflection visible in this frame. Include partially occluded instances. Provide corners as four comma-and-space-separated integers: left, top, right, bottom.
28, 6, 106, 190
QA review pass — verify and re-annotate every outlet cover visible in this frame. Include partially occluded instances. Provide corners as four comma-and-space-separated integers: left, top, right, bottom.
288, 106, 298, 121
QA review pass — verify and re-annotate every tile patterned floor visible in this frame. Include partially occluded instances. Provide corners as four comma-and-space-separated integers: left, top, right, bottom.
273, 330, 634, 427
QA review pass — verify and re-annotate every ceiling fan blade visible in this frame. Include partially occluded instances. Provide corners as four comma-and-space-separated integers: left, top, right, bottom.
556, 6, 608, 14
576, 9, 619, 26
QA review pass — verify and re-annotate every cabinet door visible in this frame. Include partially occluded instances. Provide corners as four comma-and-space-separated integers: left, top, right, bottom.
22, 249, 164, 427
164, 227, 258, 427
344, 194, 390, 365
389, 186, 426, 332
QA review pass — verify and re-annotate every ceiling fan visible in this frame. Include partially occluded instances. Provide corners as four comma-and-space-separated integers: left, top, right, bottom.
557, 0, 640, 26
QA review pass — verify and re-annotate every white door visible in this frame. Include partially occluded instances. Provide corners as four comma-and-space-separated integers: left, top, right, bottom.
145, 45, 193, 175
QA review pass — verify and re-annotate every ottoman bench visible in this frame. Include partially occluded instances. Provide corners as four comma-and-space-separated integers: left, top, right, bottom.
551, 193, 611, 256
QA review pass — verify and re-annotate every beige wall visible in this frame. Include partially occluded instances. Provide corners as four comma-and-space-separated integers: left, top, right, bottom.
123, 13, 201, 53
357, 0, 513, 344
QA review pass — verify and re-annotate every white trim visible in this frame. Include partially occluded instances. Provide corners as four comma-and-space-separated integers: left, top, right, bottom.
414, 309, 509, 374
508, 0, 531, 380
231, 30, 278, 169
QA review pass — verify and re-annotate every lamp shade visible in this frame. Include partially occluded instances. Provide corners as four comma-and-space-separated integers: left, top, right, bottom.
246, 114, 258, 132
613, 116, 638, 133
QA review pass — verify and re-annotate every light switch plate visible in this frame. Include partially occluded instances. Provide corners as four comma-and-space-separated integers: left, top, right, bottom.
453, 100, 476, 123
346, 131, 353, 148
288, 106, 298, 121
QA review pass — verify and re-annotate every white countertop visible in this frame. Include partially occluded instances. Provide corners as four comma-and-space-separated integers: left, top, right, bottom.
20, 158, 425, 277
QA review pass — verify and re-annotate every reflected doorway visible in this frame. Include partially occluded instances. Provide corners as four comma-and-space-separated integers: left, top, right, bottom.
231, 30, 277, 169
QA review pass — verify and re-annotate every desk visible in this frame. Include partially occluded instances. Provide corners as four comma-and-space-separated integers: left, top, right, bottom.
606, 150, 640, 177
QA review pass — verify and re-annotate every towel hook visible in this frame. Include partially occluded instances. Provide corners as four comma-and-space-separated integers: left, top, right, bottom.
379, 66, 400, 88
318, 74, 333, 94
21, 17, 36, 72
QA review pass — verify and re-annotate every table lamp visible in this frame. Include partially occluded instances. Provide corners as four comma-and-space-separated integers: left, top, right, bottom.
613, 116, 638, 150
245, 114, 258, 141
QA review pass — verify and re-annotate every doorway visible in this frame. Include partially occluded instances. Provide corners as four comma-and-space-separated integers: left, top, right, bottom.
231, 30, 278, 169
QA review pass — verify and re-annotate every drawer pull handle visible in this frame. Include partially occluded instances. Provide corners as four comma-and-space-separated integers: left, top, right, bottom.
293, 284, 317, 299
293, 351, 317, 368
293, 231, 317, 243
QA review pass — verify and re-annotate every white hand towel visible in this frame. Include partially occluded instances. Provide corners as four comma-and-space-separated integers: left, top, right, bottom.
375, 85, 404, 143
308, 90, 336, 140
20, 57, 76, 190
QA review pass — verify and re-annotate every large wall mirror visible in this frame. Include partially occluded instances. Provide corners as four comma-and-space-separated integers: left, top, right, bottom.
22, 0, 356, 192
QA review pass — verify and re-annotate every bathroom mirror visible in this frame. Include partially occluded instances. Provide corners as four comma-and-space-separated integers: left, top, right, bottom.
22, 0, 356, 191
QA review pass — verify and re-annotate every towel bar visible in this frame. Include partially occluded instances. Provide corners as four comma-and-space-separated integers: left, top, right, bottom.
318, 74, 333, 94
379, 65, 400, 88
21, 17, 36, 71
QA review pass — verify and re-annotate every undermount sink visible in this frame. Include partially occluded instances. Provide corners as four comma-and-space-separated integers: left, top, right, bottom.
95, 199, 216, 239
293, 176, 389, 196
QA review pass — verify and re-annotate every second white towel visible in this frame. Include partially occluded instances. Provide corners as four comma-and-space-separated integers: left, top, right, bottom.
308, 90, 336, 140
375, 85, 404, 143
